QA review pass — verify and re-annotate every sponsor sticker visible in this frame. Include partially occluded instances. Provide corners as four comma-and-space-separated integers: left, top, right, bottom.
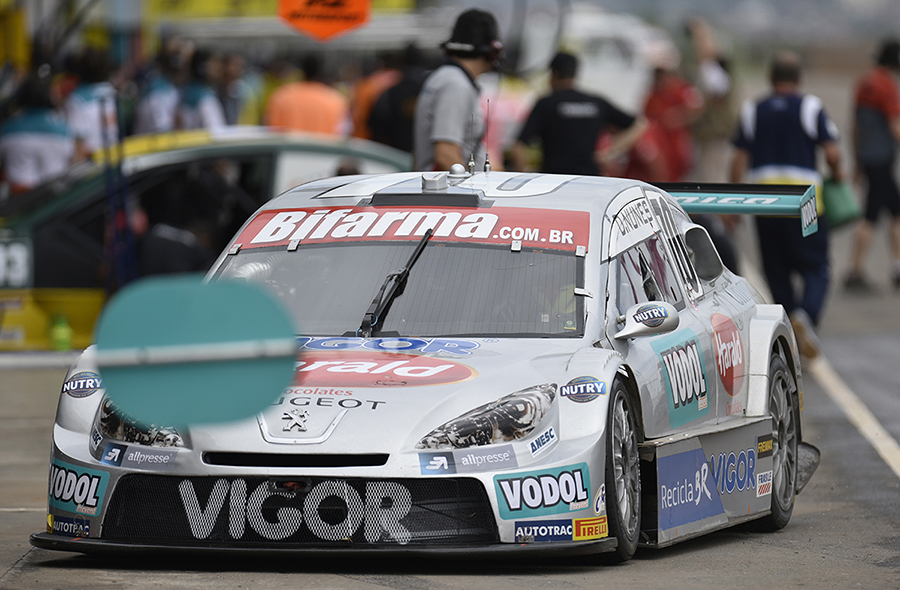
61, 371, 103, 398
514, 519, 574, 542
100, 442, 178, 471
235, 206, 590, 252
594, 484, 606, 516
651, 330, 710, 428
757, 434, 774, 459
711, 314, 745, 396
494, 463, 590, 520
48, 514, 90, 538
709, 445, 757, 495
529, 426, 557, 457
178, 478, 415, 543
48, 459, 110, 515
573, 516, 608, 540
633, 303, 669, 328
756, 470, 773, 497
418, 445, 518, 475
560, 376, 606, 403
292, 350, 477, 387
657, 448, 725, 529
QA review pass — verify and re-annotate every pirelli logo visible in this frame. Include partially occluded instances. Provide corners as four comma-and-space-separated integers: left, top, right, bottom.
573, 516, 607, 540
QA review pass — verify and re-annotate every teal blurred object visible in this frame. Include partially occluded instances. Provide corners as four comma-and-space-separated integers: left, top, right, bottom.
823, 178, 861, 229
94, 275, 297, 427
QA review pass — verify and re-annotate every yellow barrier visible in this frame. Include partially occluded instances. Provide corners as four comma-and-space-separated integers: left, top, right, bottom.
0, 289, 106, 351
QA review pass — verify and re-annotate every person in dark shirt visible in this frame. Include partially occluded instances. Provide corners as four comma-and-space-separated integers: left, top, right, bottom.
512, 52, 646, 175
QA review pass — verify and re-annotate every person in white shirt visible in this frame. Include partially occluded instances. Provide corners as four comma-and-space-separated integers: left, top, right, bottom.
176, 49, 226, 131
65, 47, 118, 158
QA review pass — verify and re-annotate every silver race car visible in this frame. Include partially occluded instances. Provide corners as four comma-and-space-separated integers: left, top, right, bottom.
32, 169, 820, 562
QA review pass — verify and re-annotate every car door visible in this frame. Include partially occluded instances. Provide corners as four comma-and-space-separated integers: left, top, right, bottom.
605, 193, 719, 438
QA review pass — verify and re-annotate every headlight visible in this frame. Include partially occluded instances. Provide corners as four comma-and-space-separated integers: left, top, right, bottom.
92, 395, 184, 448
415, 383, 556, 450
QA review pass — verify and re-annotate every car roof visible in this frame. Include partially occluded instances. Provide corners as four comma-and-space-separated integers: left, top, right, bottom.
261, 171, 643, 217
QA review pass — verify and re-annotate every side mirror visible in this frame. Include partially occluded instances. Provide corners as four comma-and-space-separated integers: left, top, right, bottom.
614, 301, 680, 340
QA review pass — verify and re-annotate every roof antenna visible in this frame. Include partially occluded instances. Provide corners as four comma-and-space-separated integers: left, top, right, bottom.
467, 111, 476, 175
484, 99, 492, 173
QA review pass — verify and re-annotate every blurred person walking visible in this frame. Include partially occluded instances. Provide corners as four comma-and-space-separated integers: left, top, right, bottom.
133, 39, 186, 135
351, 52, 400, 141
65, 47, 118, 158
843, 39, 900, 291
643, 40, 704, 182
413, 9, 503, 171
729, 51, 844, 360
176, 49, 226, 131
369, 43, 428, 153
0, 73, 75, 195
511, 51, 646, 175
265, 55, 350, 135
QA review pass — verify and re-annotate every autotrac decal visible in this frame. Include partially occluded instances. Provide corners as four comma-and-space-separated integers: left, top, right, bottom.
234, 206, 590, 252
418, 444, 518, 475
711, 313, 745, 398
657, 448, 725, 529
514, 516, 607, 542
633, 303, 669, 328
61, 371, 103, 398
293, 351, 476, 387
560, 376, 606, 403
651, 329, 710, 428
48, 459, 110, 516
47, 514, 90, 538
178, 479, 415, 544
494, 463, 590, 520
709, 445, 757, 496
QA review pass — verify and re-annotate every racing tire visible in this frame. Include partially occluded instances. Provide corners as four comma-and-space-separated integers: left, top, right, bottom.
757, 352, 799, 531
599, 379, 641, 564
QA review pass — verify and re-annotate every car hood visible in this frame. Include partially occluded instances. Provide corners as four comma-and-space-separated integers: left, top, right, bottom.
189, 336, 587, 456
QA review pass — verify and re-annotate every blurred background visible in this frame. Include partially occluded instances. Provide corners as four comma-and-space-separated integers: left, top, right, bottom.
0, 0, 898, 351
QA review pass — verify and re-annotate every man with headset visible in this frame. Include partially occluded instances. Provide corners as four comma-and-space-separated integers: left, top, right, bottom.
413, 9, 503, 171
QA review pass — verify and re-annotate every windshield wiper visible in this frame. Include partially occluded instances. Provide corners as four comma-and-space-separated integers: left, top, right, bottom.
357, 228, 433, 337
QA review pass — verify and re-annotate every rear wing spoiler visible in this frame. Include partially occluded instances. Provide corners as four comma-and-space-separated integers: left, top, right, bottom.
654, 183, 818, 236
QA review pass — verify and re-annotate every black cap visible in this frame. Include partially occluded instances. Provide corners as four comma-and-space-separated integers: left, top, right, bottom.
443, 9, 502, 62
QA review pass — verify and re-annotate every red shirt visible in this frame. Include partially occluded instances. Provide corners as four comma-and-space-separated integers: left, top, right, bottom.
643, 74, 704, 181
855, 66, 900, 120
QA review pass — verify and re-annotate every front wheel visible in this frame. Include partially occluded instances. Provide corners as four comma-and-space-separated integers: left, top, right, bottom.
757, 351, 799, 530
599, 379, 641, 563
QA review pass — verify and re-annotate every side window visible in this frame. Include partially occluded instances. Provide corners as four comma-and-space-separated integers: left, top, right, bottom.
646, 191, 701, 297
615, 236, 684, 315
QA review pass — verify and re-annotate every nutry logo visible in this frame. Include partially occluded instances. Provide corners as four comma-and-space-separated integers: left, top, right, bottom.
560, 376, 606, 403
711, 313, 745, 396
61, 371, 103, 398
49, 459, 109, 515
293, 351, 476, 388
633, 303, 668, 328
494, 463, 590, 520
652, 330, 709, 428
179, 479, 414, 544
235, 207, 589, 252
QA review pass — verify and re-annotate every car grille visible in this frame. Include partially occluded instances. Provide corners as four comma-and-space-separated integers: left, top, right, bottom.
103, 475, 498, 546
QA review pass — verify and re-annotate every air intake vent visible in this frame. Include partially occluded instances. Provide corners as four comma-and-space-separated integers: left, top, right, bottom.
203, 453, 389, 468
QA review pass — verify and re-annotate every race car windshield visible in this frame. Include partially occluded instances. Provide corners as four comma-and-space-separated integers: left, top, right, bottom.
215, 241, 583, 337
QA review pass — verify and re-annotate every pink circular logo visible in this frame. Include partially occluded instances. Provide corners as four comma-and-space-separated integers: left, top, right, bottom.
293, 351, 477, 387
711, 313, 745, 397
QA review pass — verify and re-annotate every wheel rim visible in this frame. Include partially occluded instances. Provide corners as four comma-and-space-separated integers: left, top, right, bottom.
612, 393, 640, 537
769, 364, 797, 511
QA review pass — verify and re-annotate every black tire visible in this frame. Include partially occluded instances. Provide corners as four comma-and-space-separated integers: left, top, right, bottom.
758, 352, 799, 530
599, 379, 641, 564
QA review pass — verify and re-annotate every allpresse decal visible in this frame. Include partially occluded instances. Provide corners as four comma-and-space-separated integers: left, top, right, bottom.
234, 206, 590, 252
